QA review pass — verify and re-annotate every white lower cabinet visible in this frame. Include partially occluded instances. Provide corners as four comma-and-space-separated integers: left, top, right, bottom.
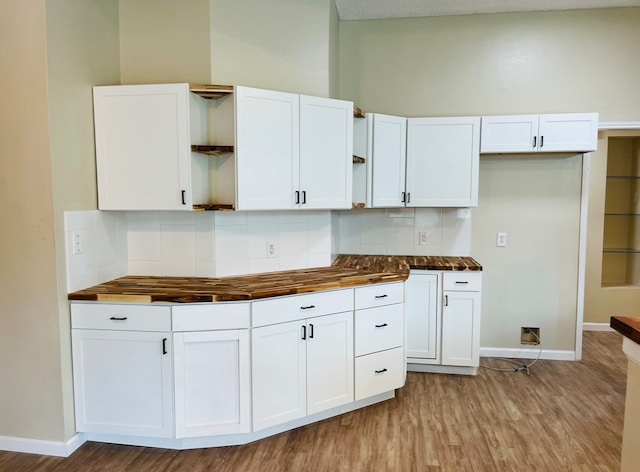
406, 271, 482, 374
251, 311, 354, 431
71, 328, 174, 437
173, 329, 250, 438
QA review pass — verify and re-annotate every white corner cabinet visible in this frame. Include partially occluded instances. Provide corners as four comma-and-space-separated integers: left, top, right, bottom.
405, 270, 482, 375
352, 113, 480, 208
480, 113, 598, 154
93, 83, 353, 211
70, 282, 405, 449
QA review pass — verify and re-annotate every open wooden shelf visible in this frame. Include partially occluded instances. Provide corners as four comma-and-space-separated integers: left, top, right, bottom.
352, 203, 366, 209
193, 203, 235, 211
353, 155, 365, 164
189, 84, 234, 99
354, 105, 365, 119
603, 248, 640, 254
191, 145, 234, 155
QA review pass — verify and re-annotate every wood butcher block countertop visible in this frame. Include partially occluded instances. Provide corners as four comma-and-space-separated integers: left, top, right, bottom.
611, 316, 640, 345
68, 255, 481, 304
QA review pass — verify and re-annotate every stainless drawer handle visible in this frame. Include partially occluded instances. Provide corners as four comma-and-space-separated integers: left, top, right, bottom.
374, 294, 388, 299
375, 368, 388, 374
375, 323, 388, 328
300, 305, 315, 310
109, 316, 128, 321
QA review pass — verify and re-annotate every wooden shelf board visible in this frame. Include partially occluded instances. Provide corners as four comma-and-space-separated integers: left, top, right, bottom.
191, 144, 234, 156
353, 155, 365, 164
604, 213, 640, 216
603, 248, 640, 254
192, 203, 235, 211
354, 105, 365, 118
352, 203, 366, 209
189, 84, 234, 99
607, 175, 640, 179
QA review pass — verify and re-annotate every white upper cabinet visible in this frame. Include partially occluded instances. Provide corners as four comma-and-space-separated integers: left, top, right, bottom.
94, 84, 193, 211
236, 87, 353, 211
368, 113, 407, 208
235, 87, 300, 210
406, 117, 481, 207
480, 113, 598, 153
299, 95, 353, 210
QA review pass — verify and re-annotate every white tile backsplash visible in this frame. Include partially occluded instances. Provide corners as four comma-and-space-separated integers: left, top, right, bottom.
160, 225, 196, 276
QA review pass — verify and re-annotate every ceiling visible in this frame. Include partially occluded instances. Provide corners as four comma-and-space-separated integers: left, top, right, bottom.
334, 0, 640, 21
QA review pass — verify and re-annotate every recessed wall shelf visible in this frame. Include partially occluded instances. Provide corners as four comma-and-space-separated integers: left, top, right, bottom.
191, 145, 234, 155
189, 84, 234, 99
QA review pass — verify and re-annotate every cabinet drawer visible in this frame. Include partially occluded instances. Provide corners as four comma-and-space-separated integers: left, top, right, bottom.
172, 303, 250, 331
443, 272, 482, 292
355, 347, 404, 401
251, 288, 353, 327
70, 303, 171, 332
354, 282, 404, 310
355, 305, 403, 356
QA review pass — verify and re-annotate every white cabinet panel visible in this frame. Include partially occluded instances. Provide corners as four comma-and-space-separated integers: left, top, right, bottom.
93, 84, 193, 210
480, 115, 539, 153
355, 347, 404, 401
235, 86, 300, 210
252, 320, 307, 431
442, 272, 482, 292
71, 303, 171, 332
538, 113, 598, 152
306, 312, 354, 414
355, 304, 404, 356
405, 273, 439, 361
174, 330, 250, 437
441, 291, 481, 367
72, 329, 174, 437
369, 114, 407, 208
354, 282, 404, 310
300, 95, 353, 209
406, 117, 480, 207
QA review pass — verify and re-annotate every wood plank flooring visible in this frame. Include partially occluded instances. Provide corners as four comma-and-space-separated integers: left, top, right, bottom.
0, 331, 627, 471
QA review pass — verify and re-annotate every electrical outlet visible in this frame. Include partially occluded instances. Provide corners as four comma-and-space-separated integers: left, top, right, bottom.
520, 327, 540, 345
496, 232, 507, 247
72, 232, 83, 255
266, 240, 278, 258
418, 231, 429, 245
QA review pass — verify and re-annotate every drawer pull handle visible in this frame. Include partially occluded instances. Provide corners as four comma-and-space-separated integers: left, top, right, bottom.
374, 294, 388, 299
375, 368, 388, 374
455, 281, 469, 284
162, 338, 167, 355
109, 316, 127, 321
375, 323, 388, 328
300, 305, 315, 310
309, 323, 314, 339
301, 325, 307, 340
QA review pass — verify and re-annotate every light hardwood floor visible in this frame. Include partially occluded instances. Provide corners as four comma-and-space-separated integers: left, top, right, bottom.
0, 331, 627, 471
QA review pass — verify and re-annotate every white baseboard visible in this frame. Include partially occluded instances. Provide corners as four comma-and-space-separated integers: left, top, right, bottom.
480, 347, 576, 361
0, 432, 86, 457
583, 322, 615, 332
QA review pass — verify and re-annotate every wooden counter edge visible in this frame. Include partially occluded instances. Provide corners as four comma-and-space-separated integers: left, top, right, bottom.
611, 316, 640, 345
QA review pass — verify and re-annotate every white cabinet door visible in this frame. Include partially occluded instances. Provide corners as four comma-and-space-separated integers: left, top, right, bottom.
369, 114, 407, 208
405, 273, 439, 361
441, 291, 481, 367
480, 115, 539, 153
299, 95, 353, 209
252, 320, 306, 431
235, 86, 300, 210
93, 84, 192, 210
306, 312, 354, 414
538, 113, 598, 152
72, 329, 174, 437
173, 330, 250, 438
406, 117, 480, 207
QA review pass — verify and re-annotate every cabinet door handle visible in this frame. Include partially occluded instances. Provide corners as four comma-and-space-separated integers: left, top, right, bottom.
181, 190, 186, 205
375, 368, 388, 374
302, 190, 307, 204
401, 192, 406, 203
300, 305, 315, 310
374, 294, 388, 299
301, 325, 307, 340
375, 323, 388, 328
533, 136, 537, 148
162, 338, 167, 355
109, 316, 127, 321
455, 281, 468, 285
309, 323, 314, 339
540, 135, 544, 148
407, 193, 411, 204
295, 190, 300, 204
445, 294, 449, 307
